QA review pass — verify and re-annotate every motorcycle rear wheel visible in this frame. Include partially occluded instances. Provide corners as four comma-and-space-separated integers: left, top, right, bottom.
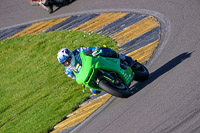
132, 62, 149, 82
99, 79, 132, 98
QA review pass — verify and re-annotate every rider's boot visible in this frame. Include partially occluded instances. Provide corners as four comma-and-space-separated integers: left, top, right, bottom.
119, 54, 136, 68
39, 1, 53, 13
89, 89, 101, 97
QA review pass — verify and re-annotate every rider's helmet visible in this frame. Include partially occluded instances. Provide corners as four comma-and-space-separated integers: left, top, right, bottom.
57, 48, 72, 67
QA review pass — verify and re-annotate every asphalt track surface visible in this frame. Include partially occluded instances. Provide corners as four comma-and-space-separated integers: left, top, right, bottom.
1, 0, 200, 133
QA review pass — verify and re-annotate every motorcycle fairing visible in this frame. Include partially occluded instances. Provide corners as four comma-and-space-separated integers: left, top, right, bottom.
74, 51, 134, 90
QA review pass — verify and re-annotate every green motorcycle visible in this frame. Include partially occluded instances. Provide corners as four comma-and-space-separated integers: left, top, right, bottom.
73, 50, 149, 98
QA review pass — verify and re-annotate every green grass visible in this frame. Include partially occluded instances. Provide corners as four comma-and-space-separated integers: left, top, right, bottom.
0, 30, 117, 133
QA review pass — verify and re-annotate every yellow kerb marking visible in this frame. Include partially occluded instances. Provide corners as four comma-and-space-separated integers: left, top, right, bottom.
111, 16, 160, 46
72, 13, 128, 32
127, 40, 159, 63
10, 17, 68, 38
51, 94, 112, 133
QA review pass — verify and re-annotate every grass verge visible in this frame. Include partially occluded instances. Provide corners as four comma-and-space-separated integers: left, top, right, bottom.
0, 30, 117, 133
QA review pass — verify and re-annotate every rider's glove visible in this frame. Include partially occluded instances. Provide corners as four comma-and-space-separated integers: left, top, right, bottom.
92, 48, 101, 57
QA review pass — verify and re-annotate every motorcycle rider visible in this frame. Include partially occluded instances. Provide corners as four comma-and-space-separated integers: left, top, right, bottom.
40, 0, 72, 13
57, 46, 135, 95
29, 0, 73, 13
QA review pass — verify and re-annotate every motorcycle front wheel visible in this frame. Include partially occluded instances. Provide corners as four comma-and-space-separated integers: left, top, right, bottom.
99, 79, 132, 98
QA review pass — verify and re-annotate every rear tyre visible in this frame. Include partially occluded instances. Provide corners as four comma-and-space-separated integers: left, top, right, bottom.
98, 79, 132, 98
132, 62, 149, 82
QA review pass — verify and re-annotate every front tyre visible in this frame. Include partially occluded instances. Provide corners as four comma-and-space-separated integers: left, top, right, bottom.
98, 79, 132, 98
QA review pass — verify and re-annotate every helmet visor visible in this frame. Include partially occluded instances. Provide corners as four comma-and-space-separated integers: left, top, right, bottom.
62, 56, 72, 67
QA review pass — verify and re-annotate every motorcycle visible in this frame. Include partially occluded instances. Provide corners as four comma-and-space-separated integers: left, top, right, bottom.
29, 0, 73, 13
73, 49, 149, 98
